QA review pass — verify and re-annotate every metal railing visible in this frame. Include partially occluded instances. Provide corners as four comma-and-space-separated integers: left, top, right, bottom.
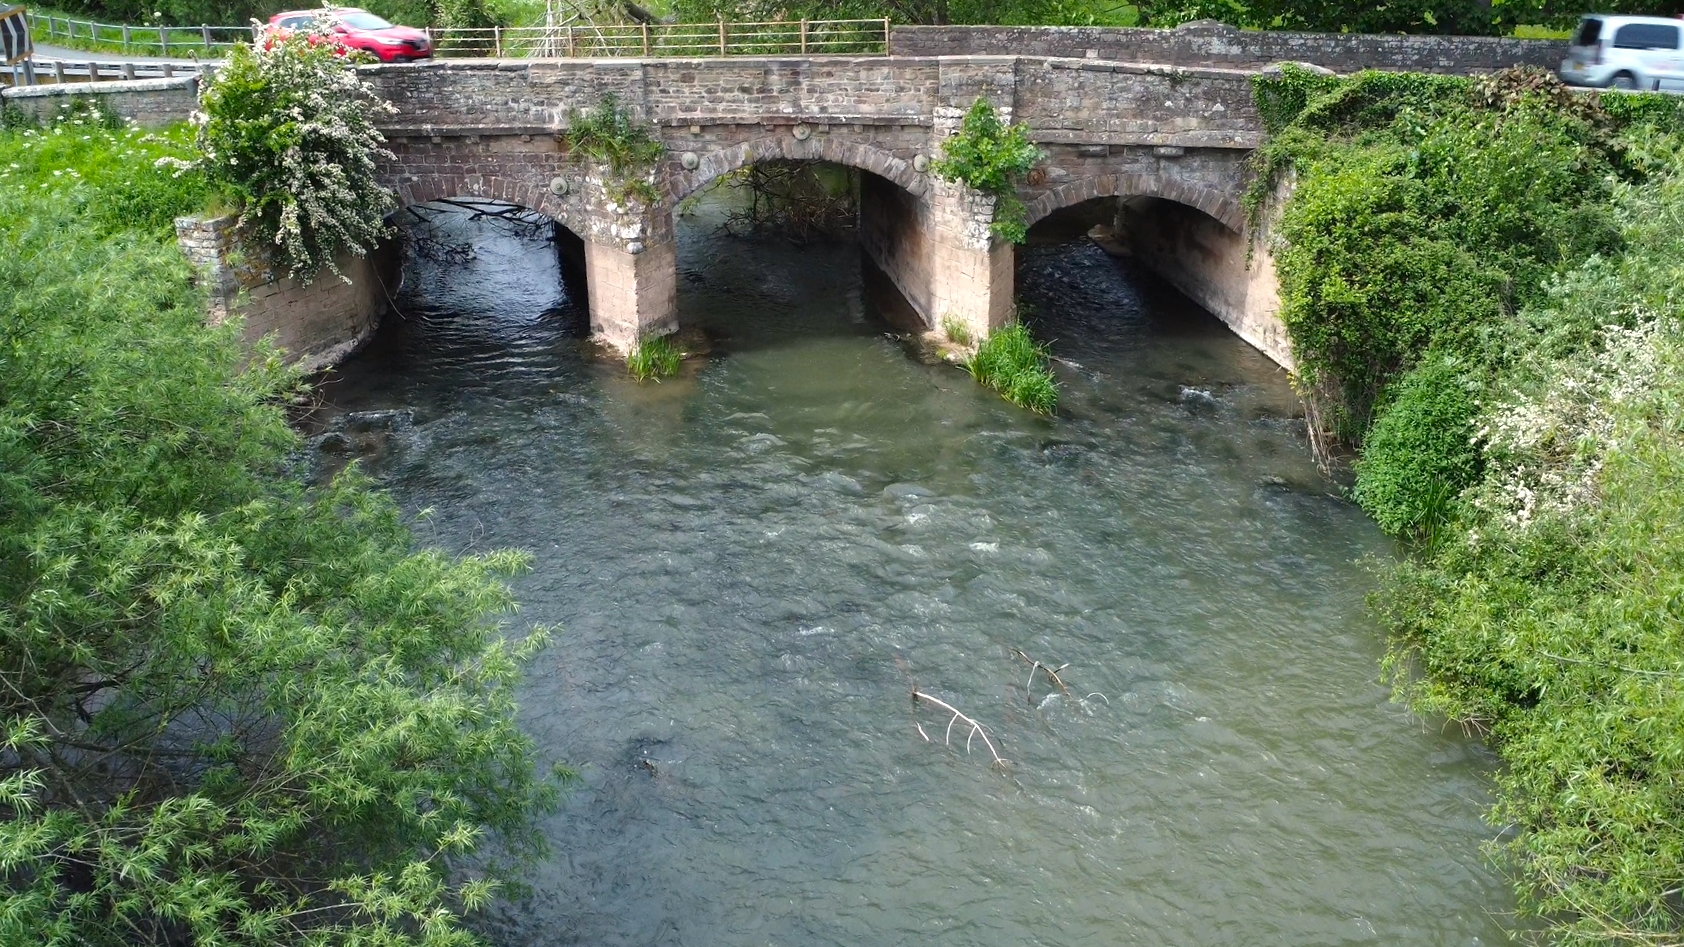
423, 18, 891, 59
27, 11, 249, 56
4, 56, 206, 84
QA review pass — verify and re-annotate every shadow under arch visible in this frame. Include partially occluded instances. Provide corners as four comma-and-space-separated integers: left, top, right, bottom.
670, 135, 928, 202
387, 194, 590, 333
1023, 173, 1246, 235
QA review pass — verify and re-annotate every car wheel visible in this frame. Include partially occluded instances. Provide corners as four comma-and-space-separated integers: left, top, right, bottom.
1610, 71, 1639, 90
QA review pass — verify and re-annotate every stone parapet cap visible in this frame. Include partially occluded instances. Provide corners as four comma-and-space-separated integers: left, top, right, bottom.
2, 75, 198, 98
1030, 129, 1262, 149
1039, 57, 1263, 80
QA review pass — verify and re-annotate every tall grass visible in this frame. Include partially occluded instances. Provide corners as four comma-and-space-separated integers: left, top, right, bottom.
627, 335, 682, 381
966, 321, 1056, 414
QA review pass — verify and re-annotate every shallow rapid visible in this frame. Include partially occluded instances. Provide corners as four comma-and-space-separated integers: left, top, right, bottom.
312, 200, 1515, 946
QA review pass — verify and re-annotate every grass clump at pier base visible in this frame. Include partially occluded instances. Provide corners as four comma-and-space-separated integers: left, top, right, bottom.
966, 321, 1057, 415
628, 334, 683, 381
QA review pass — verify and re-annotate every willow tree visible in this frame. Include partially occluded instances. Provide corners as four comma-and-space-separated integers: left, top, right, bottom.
0, 105, 559, 946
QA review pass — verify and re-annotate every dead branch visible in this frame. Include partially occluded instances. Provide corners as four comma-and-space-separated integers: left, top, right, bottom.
911, 689, 1008, 768
1011, 649, 1071, 704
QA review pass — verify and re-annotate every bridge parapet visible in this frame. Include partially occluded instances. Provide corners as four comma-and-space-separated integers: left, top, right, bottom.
889, 22, 1564, 75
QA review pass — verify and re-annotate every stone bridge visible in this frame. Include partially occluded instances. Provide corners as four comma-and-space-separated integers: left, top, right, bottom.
359, 26, 1558, 366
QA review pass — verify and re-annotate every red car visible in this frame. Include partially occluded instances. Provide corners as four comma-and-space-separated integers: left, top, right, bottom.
266, 8, 433, 63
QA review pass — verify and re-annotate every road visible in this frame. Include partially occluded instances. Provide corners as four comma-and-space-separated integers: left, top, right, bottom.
30, 41, 215, 65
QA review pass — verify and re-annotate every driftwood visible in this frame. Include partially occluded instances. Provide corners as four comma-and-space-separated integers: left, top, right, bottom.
911, 689, 1008, 768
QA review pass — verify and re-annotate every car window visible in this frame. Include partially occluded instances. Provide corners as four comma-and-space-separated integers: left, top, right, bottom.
1612, 23, 1680, 50
1573, 17, 1602, 46
280, 15, 314, 28
340, 12, 394, 29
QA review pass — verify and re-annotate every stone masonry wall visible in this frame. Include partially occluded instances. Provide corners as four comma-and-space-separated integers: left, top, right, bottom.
175, 216, 392, 372
1, 76, 198, 127
889, 22, 1565, 75
1124, 187, 1293, 368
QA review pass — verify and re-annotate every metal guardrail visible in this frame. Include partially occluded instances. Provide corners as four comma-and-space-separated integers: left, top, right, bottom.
26, 11, 248, 55
18, 57, 205, 82
422, 18, 891, 58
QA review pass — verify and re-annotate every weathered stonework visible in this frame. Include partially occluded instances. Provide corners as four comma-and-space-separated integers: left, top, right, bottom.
174, 216, 393, 372
1, 76, 198, 127
363, 54, 1283, 362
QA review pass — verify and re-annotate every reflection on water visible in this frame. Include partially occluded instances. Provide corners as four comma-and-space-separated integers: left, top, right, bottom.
313, 198, 1514, 946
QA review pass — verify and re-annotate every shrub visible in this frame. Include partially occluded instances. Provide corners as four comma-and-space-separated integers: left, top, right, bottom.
1351, 350, 1480, 542
931, 98, 1043, 243
1371, 105, 1684, 947
627, 334, 683, 380
192, 33, 398, 281
967, 321, 1057, 414
1260, 69, 1623, 446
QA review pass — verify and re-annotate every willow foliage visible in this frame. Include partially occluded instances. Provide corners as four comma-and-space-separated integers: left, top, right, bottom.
0, 115, 557, 947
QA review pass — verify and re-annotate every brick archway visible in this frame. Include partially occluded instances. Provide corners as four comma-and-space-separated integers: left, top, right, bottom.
671, 134, 928, 202
1024, 173, 1245, 233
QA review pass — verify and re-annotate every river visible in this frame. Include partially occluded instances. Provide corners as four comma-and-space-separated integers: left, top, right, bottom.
310, 194, 1515, 946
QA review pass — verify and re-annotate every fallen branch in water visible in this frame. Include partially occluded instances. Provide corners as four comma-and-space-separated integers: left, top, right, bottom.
1011, 649, 1071, 704
911, 689, 1008, 768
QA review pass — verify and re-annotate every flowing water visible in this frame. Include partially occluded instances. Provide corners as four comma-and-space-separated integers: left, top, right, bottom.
313, 198, 1516, 946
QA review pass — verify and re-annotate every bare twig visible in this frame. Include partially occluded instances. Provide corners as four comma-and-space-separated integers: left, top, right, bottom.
1011, 648, 1072, 704
911, 689, 1008, 768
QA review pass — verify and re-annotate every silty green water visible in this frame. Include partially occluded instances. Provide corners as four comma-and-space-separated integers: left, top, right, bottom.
312, 197, 1515, 946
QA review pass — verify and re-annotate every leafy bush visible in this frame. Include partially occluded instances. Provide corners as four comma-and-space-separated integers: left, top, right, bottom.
1259, 69, 1623, 448
931, 98, 1043, 244
1353, 97, 1684, 947
192, 33, 397, 281
1350, 350, 1480, 541
967, 321, 1057, 414
565, 94, 664, 207
0, 120, 558, 946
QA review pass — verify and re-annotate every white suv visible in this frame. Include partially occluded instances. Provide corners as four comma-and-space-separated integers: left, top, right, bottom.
1560, 14, 1684, 91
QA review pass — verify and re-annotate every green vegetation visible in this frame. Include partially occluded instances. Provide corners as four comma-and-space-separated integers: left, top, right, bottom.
565, 93, 665, 207
967, 321, 1057, 414
930, 98, 1043, 244
627, 334, 684, 380
1135, 0, 1682, 33
192, 33, 398, 281
1256, 65, 1684, 944
942, 314, 974, 348
0, 105, 558, 947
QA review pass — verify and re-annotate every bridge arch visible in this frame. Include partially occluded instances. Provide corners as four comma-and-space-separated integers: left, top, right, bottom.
1023, 173, 1245, 234
390, 173, 585, 238
671, 135, 928, 201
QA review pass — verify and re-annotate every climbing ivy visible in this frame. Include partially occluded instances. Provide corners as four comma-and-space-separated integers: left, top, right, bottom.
565, 94, 665, 207
931, 98, 1043, 244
